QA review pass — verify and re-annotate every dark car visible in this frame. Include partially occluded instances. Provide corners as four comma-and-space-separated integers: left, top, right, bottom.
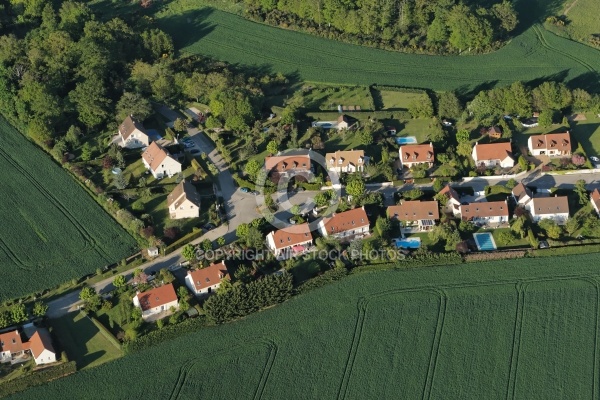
189, 149, 201, 155
203, 223, 216, 231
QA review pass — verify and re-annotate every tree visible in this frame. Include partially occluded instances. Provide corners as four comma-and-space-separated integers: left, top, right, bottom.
115, 92, 153, 122
518, 155, 529, 171
359, 129, 373, 145
217, 237, 226, 247
511, 215, 527, 238
158, 268, 175, 284
572, 154, 586, 167
492, 1, 518, 32
538, 109, 554, 127
202, 239, 212, 252
64, 125, 81, 147
80, 286, 96, 301
438, 91, 462, 119
141, 28, 174, 59
69, 78, 112, 128
11, 304, 27, 324
244, 159, 261, 178
375, 216, 391, 238
346, 179, 366, 198
290, 205, 301, 216
173, 118, 187, 132
572, 88, 592, 111
245, 226, 264, 249
182, 244, 196, 261
574, 179, 587, 205
113, 173, 128, 190
266, 140, 279, 155
566, 216, 582, 236
539, 219, 562, 239
113, 275, 126, 288
456, 129, 470, 143
30, 301, 47, 317
497, 230, 515, 245
236, 223, 250, 239
0, 311, 11, 329
408, 96, 434, 118
81, 142, 93, 161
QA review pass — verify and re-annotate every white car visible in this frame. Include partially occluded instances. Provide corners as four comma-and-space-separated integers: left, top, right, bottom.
590, 156, 599, 162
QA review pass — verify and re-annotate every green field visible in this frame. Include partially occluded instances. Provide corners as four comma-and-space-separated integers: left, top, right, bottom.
545, 0, 600, 46
0, 118, 136, 300
155, 4, 600, 92
378, 90, 427, 110
51, 312, 123, 370
14, 254, 600, 399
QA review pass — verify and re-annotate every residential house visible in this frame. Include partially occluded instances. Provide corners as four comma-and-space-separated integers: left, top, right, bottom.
471, 142, 514, 168
398, 143, 435, 169
317, 207, 370, 241
527, 132, 572, 157
438, 184, 461, 216
26, 329, 56, 365
387, 200, 439, 233
265, 152, 312, 181
133, 283, 179, 321
326, 150, 367, 173
142, 142, 182, 179
167, 181, 201, 219
460, 200, 510, 226
266, 223, 313, 259
591, 189, 600, 216
119, 115, 150, 148
511, 183, 533, 208
185, 260, 229, 296
0, 330, 24, 363
487, 126, 502, 139
529, 195, 569, 224
337, 114, 356, 131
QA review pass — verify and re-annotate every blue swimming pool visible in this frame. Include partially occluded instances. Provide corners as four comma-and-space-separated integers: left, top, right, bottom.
473, 232, 497, 251
396, 136, 418, 145
394, 238, 421, 249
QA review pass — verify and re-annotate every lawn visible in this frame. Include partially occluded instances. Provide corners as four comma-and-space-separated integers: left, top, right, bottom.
14, 254, 600, 399
50, 312, 123, 370
543, 0, 600, 46
0, 117, 136, 301
487, 228, 530, 249
377, 90, 427, 110
153, 2, 600, 92
302, 85, 374, 111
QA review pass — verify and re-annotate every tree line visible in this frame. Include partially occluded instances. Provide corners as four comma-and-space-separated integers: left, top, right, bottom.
244, 0, 518, 54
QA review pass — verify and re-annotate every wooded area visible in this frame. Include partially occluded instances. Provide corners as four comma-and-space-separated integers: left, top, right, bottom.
245, 0, 518, 53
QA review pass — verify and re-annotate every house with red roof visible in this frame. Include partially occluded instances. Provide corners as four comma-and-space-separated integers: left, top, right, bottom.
185, 260, 229, 296
387, 201, 439, 233
317, 207, 370, 241
398, 143, 434, 169
472, 142, 514, 168
266, 223, 313, 259
528, 132, 571, 157
0, 329, 25, 363
591, 189, 600, 216
438, 184, 462, 216
142, 142, 182, 179
133, 283, 179, 321
25, 329, 56, 365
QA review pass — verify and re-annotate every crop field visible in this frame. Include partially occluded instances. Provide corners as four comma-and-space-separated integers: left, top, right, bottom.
544, 0, 600, 46
15, 253, 600, 399
155, 3, 600, 92
0, 118, 136, 300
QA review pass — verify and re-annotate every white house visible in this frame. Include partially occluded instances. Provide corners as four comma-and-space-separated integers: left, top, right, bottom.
318, 207, 369, 241
118, 115, 150, 148
460, 200, 510, 226
398, 143, 435, 169
266, 223, 313, 259
325, 150, 367, 173
529, 196, 569, 224
185, 261, 229, 296
387, 201, 439, 233
528, 132, 572, 157
142, 142, 182, 179
0, 330, 24, 363
511, 183, 533, 208
26, 329, 56, 365
591, 189, 600, 216
336, 114, 356, 131
133, 283, 179, 321
264, 152, 312, 182
438, 184, 462, 216
167, 181, 201, 219
472, 142, 514, 168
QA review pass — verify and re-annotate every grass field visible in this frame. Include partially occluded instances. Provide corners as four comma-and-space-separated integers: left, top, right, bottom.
14, 253, 600, 399
0, 118, 136, 300
154, 3, 600, 93
51, 312, 123, 370
544, 0, 600, 46
378, 90, 427, 110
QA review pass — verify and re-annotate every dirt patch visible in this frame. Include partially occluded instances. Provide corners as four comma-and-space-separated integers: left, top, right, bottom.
568, 113, 587, 121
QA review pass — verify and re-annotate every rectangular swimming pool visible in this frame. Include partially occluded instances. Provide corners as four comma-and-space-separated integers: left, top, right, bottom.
396, 136, 417, 145
394, 237, 421, 249
473, 232, 497, 251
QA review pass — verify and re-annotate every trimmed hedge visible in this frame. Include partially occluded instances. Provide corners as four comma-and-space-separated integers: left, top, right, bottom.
0, 361, 76, 397
163, 228, 205, 255
295, 268, 349, 294
371, 84, 428, 94
530, 243, 600, 257
232, 175, 256, 191
85, 312, 122, 350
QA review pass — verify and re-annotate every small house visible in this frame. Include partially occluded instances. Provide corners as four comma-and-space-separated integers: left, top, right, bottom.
527, 132, 572, 157
133, 283, 179, 321
387, 201, 439, 233
399, 143, 435, 169
185, 260, 229, 296
142, 142, 182, 179
317, 207, 369, 241
438, 184, 461, 216
266, 223, 313, 259
591, 189, 600, 216
119, 115, 150, 149
512, 183, 533, 208
326, 150, 367, 173
26, 329, 56, 365
0, 330, 24, 363
471, 142, 514, 168
529, 196, 569, 225
167, 181, 201, 220
487, 126, 502, 139
460, 200, 510, 226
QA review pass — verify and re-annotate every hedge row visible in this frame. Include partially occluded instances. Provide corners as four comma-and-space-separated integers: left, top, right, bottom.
85, 312, 122, 351
232, 174, 256, 191
465, 250, 527, 263
295, 267, 349, 294
124, 316, 210, 354
530, 243, 600, 257
371, 85, 428, 94
163, 228, 205, 255
298, 182, 322, 191
0, 361, 77, 397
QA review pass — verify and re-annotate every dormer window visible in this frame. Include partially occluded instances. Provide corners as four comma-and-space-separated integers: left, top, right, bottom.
330, 158, 334, 164
338, 159, 343, 165
205, 277, 210, 282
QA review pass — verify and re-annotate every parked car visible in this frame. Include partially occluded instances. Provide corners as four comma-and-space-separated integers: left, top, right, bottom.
240, 187, 250, 193
183, 142, 195, 148
539, 240, 550, 249
203, 223, 216, 231
189, 149, 201, 155
590, 156, 599, 162
251, 190, 259, 195
168, 264, 180, 271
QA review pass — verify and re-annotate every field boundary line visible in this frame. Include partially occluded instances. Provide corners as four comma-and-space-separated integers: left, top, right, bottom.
252, 340, 278, 400
336, 297, 368, 400
505, 282, 526, 400
421, 288, 447, 400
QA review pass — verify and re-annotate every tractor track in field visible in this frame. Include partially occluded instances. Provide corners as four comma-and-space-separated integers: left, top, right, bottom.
0, 146, 106, 260
532, 24, 595, 72
583, 277, 600, 399
421, 288, 448, 400
336, 297, 368, 400
505, 282, 527, 400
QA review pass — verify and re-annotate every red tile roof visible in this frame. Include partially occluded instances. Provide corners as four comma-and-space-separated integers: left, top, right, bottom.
135, 283, 178, 311
142, 142, 175, 171
322, 207, 369, 234
268, 223, 313, 250
325, 150, 366, 169
472, 142, 512, 162
591, 189, 600, 211
512, 183, 533, 203
460, 200, 509, 220
27, 330, 54, 358
439, 185, 460, 203
187, 261, 229, 291
531, 196, 569, 215
0, 330, 24, 354
399, 143, 434, 164
529, 132, 571, 152
265, 154, 311, 172
387, 201, 439, 221
119, 115, 146, 140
